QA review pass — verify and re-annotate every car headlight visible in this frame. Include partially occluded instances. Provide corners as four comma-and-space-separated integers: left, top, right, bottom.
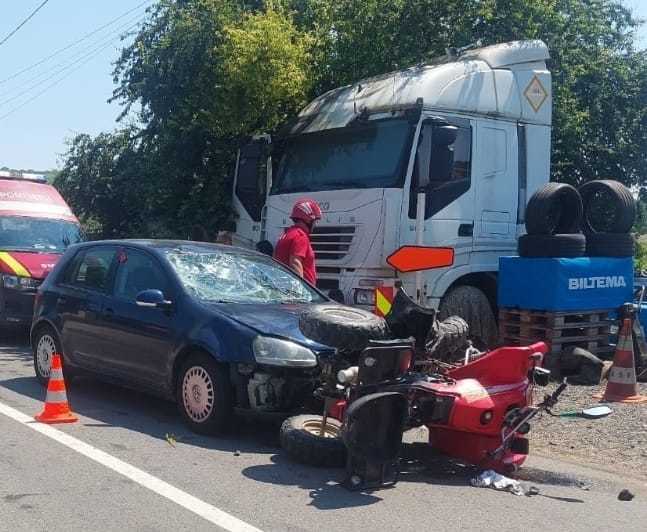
253, 336, 317, 368
2, 275, 38, 290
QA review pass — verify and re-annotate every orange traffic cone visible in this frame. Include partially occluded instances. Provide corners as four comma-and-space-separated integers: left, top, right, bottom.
595, 319, 647, 404
35, 353, 78, 423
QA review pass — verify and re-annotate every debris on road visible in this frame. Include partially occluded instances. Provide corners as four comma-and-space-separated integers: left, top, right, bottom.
618, 489, 635, 501
471, 470, 524, 496
165, 433, 177, 448
234, 450, 241, 457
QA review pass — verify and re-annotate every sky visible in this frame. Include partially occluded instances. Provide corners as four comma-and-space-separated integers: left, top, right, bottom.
0, 0, 646, 171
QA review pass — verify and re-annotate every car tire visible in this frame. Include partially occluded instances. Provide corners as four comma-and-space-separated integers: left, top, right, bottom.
32, 325, 64, 387
518, 233, 586, 258
585, 232, 635, 257
299, 305, 389, 353
439, 286, 498, 350
579, 180, 636, 234
176, 353, 233, 435
525, 182, 583, 235
280, 414, 346, 468
427, 315, 470, 361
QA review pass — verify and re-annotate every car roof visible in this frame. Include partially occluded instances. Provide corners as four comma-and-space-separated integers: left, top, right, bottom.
75, 239, 261, 257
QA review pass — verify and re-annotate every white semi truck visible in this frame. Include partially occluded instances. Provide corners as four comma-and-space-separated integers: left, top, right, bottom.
232, 40, 552, 345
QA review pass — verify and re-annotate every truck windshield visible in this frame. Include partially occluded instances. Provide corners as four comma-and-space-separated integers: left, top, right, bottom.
0, 216, 83, 253
272, 118, 414, 194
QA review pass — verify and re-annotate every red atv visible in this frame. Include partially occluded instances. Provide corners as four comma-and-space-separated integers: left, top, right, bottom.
281, 288, 564, 490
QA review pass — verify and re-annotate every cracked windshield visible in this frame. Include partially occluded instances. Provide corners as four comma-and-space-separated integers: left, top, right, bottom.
165, 249, 324, 304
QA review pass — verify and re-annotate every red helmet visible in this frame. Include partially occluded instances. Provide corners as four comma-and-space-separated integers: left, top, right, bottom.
291, 198, 322, 224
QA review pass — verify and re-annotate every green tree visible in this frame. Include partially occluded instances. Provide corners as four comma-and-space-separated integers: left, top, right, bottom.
57, 0, 647, 239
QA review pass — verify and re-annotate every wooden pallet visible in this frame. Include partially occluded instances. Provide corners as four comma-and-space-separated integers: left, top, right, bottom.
499, 307, 615, 363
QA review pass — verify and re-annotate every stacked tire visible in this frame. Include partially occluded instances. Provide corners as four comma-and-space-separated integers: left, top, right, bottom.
579, 180, 635, 257
519, 180, 635, 258
519, 182, 586, 258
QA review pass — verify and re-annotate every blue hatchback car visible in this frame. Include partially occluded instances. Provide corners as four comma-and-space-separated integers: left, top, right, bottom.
31, 240, 339, 434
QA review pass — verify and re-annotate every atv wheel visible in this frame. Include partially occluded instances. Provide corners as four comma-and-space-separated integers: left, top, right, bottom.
299, 305, 388, 353
428, 316, 470, 361
280, 415, 346, 468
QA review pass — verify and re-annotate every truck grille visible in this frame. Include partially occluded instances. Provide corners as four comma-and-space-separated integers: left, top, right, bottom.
310, 225, 356, 261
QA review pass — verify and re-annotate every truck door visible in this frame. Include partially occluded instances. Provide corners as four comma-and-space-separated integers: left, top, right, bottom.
232, 138, 269, 248
473, 120, 518, 243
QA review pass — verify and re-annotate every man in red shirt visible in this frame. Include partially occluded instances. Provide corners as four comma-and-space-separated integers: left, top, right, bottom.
273, 198, 322, 285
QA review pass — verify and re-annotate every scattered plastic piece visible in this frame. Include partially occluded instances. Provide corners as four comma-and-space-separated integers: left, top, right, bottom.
471, 470, 524, 496
618, 489, 634, 501
234, 450, 241, 457
526, 486, 540, 497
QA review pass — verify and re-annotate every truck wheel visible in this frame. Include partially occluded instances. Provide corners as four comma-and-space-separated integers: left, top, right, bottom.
525, 183, 583, 235
518, 233, 586, 258
439, 286, 498, 350
299, 305, 388, 353
280, 415, 346, 468
579, 180, 636, 234
176, 353, 233, 435
585, 232, 635, 257
427, 316, 470, 361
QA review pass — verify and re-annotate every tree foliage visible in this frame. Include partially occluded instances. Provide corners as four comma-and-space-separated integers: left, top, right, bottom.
56, 0, 647, 239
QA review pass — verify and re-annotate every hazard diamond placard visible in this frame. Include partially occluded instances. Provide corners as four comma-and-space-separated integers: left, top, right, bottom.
524, 75, 548, 113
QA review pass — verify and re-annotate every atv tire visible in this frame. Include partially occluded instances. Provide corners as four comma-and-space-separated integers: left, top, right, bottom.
299, 305, 389, 353
280, 415, 346, 468
439, 286, 498, 350
428, 316, 470, 361
579, 180, 636, 234
525, 182, 583, 235
585, 232, 635, 257
518, 233, 586, 258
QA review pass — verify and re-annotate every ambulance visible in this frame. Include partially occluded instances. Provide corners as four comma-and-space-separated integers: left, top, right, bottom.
0, 171, 82, 327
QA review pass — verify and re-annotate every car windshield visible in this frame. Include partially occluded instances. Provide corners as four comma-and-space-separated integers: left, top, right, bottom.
271, 118, 414, 194
165, 249, 325, 304
0, 216, 83, 253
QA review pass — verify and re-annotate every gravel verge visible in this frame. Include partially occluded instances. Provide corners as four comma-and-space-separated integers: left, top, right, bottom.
531, 381, 647, 481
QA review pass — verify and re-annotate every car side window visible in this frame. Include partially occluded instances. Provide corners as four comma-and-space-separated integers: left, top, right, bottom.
114, 249, 170, 301
65, 247, 117, 292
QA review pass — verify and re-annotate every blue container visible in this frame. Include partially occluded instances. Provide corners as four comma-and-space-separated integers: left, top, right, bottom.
498, 257, 634, 311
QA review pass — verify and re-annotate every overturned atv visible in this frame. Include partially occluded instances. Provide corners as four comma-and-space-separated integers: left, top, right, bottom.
281, 289, 562, 490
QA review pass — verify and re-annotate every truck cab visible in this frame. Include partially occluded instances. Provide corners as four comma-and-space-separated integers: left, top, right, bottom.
232, 40, 552, 345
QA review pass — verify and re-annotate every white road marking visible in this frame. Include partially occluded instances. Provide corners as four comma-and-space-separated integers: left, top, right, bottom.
0, 400, 263, 532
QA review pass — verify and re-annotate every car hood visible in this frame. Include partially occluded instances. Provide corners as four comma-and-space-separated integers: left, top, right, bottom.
205, 302, 326, 348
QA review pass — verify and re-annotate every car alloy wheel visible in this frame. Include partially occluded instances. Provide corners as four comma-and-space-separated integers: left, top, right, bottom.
182, 366, 215, 423
36, 333, 57, 380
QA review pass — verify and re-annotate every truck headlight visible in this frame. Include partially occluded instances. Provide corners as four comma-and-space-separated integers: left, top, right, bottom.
253, 336, 317, 368
2, 275, 38, 290
353, 288, 376, 306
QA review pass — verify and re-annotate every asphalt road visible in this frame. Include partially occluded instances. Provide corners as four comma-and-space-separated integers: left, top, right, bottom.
1, 335, 646, 532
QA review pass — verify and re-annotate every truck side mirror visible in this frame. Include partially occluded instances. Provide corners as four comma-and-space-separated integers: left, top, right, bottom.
432, 125, 458, 146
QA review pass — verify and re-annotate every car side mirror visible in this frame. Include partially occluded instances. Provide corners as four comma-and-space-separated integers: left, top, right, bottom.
136, 289, 172, 310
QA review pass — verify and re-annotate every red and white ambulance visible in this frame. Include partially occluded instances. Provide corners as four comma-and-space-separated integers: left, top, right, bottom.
0, 171, 82, 327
